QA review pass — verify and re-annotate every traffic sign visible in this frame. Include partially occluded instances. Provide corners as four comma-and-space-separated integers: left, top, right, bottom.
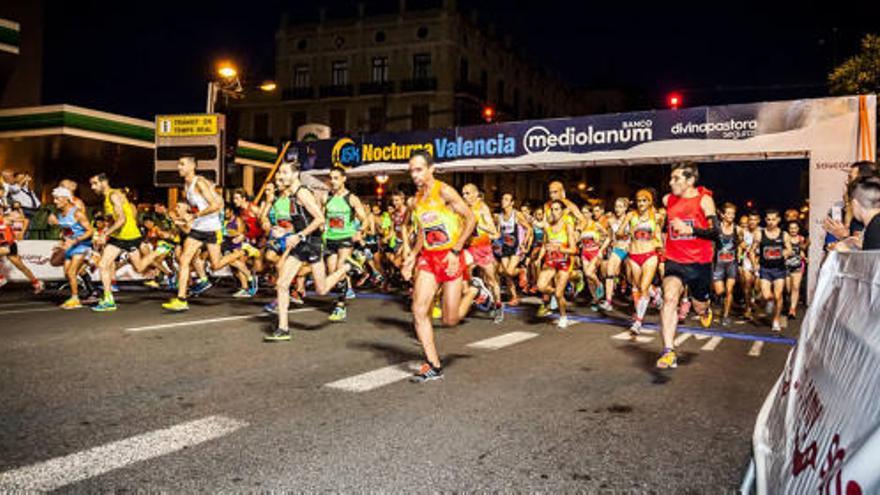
156, 115, 219, 137
154, 114, 225, 187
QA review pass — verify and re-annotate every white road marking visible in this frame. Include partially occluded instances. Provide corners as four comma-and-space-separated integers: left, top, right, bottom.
124, 308, 314, 332
673, 333, 692, 346
0, 306, 65, 316
693, 333, 710, 341
611, 331, 654, 344
748, 341, 764, 357
701, 336, 724, 351
324, 361, 422, 392
0, 415, 247, 492
466, 331, 539, 350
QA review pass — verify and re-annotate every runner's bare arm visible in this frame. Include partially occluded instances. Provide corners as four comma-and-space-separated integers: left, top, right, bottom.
440, 184, 476, 252
106, 191, 127, 237
351, 195, 369, 237
482, 205, 500, 239
74, 208, 93, 242
563, 222, 578, 255
295, 188, 326, 239
195, 178, 222, 218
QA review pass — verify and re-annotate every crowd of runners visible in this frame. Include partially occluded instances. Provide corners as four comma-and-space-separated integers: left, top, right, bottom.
0, 153, 813, 380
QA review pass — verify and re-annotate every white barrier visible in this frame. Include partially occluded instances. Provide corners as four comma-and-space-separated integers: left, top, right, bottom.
752, 251, 880, 494
2, 240, 232, 282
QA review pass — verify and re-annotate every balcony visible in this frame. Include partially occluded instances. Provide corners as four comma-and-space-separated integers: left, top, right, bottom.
359, 81, 396, 95
454, 80, 486, 100
282, 87, 314, 100
319, 84, 354, 98
401, 77, 438, 93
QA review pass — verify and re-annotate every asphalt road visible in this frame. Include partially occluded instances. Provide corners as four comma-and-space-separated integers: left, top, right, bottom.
0, 283, 796, 492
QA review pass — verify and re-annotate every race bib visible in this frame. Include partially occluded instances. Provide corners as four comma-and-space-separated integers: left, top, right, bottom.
634, 229, 652, 241
503, 234, 516, 246
424, 224, 451, 248
718, 251, 735, 263
328, 215, 345, 230
669, 219, 696, 241
763, 246, 783, 260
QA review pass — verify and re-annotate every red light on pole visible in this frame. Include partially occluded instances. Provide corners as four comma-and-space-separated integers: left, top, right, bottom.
376, 185, 384, 197
667, 92, 682, 110
482, 104, 496, 123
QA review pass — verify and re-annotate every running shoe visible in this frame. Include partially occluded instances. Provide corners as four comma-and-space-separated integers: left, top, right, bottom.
241, 243, 260, 258
549, 296, 559, 311
143, 279, 161, 289
328, 305, 347, 322
32, 279, 44, 295
345, 287, 356, 300
595, 284, 605, 301
264, 328, 291, 342
678, 298, 691, 321
721, 316, 732, 327
155, 241, 174, 256
263, 300, 279, 314
247, 277, 259, 297
343, 253, 366, 278
471, 277, 490, 300
656, 348, 678, 369
493, 304, 505, 324
289, 290, 304, 306
700, 307, 714, 328
162, 297, 189, 312
574, 278, 585, 297
232, 288, 251, 298
91, 299, 117, 312
629, 319, 642, 335
771, 320, 782, 332
190, 279, 213, 296
432, 305, 442, 319
410, 363, 443, 383
556, 316, 573, 329
60, 296, 82, 310
536, 303, 551, 318
507, 297, 520, 307
598, 300, 614, 312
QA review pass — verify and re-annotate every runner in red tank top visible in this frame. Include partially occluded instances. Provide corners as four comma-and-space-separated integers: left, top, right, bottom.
657, 163, 719, 369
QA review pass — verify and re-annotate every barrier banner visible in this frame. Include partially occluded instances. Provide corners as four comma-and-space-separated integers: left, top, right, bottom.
753, 251, 880, 494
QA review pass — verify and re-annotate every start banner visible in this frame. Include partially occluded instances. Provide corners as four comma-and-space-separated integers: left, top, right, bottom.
753, 251, 880, 494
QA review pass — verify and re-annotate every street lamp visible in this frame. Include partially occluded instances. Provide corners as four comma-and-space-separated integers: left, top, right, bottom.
217, 61, 238, 79
207, 60, 244, 113
259, 81, 277, 92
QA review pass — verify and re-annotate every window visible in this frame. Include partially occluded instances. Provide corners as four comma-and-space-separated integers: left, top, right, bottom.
293, 64, 310, 88
253, 113, 269, 141
413, 53, 431, 79
368, 107, 385, 132
329, 108, 347, 134
331, 60, 348, 86
411, 104, 429, 130
371, 57, 389, 83
290, 111, 307, 135
459, 57, 469, 82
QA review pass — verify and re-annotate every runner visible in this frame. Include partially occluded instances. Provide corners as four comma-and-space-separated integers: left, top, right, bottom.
263, 160, 365, 341
382, 190, 411, 289
497, 192, 531, 309
536, 199, 577, 328
657, 163, 717, 369
526, 206, 547, 295
162, 157, 256, 311
739, 210, 761, 319
89, 173, 172, 312
751, 209, 792, 332
577, 204, 609, 311
0, 208, 43, 293
461, 183, 503, 322
712, 202, 739, 327
784, 220, 807, 320
622, 189, 662, 333
600, 197, 631, 312
48, 187, 93, 308
401, 150, 475, 382
323, 167, 368, 322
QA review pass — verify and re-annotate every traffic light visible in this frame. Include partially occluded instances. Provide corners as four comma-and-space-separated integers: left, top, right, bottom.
482, 104, 496, 123
667, 92, 683, 110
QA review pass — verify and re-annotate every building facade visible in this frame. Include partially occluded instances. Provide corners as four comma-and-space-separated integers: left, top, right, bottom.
233, 0, 575, 145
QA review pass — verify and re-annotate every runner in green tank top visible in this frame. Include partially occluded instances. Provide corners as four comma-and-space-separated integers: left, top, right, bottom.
323, 167, 368, 322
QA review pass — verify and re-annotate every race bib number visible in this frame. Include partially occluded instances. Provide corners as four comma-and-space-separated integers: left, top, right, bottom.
503, 234, 516, 246
328, 215, 345, 230
634, 229, 652, 241
669, 219, 695, 241
718, 251, 735, 263
763, 246, 783, 260
424, 224, 451, 248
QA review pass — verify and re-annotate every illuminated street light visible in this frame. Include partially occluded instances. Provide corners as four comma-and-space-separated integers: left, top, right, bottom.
259, 81, 277, 92
217, 61, 238, 79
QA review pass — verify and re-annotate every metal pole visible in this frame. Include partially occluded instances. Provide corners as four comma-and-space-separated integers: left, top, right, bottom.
206, 82, 217, 113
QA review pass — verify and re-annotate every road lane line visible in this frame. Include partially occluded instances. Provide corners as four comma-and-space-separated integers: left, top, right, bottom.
673, 333, 692, 346
693, 333, 710, 341
748, 341, 764, 357
0, 415, 247, 492
466, 331, 539, 350
125, 308, 314, 332
611, 331, 654, 343
324, 361, 421, 392
701, 336, 724, 351
0, 307, 65, 316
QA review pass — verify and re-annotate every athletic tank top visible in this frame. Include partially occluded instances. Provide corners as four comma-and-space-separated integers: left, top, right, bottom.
786, 234, 804, 268
665, 189, 713, 264
186, 178, 222, 232
580, 221, 602, 251
715, 225, 737, 264
324, 192, 357, 241
58, 206, 87, 242
0, 219, 14, 245
413, 181, 460, 252
103, 189, 140, 241
468, 200, 492, 248
240, 205, 262, 241
546, 221, 569, 263
533, 223, 545, 245
390, 209, 407, 248
499, 210, 518, 247
760, 229, 785, 269
630, 213, 658, 243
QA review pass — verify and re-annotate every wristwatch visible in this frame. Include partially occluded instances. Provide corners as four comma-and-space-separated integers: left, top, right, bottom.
451, 248, 461, 255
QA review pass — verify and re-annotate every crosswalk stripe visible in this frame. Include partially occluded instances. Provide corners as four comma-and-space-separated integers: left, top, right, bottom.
0, 415, 246, 492
701, 336, 724, 351
124, 308, 314, 332
748, 341, 764, 357
324, 361, 421, 392
611, 331, 654, 343
673, 333, 692, 346
467, 331, 539, 350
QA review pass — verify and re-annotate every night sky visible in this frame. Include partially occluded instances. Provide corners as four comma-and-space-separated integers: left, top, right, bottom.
42, 1, 876, 120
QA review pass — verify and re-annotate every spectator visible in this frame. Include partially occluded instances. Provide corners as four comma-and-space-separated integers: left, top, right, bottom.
5, 172, 41, 218
850, 177, 880, 250
7, 202, 29, 240
0, 169, 13, 211
824, 161, 879, 247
